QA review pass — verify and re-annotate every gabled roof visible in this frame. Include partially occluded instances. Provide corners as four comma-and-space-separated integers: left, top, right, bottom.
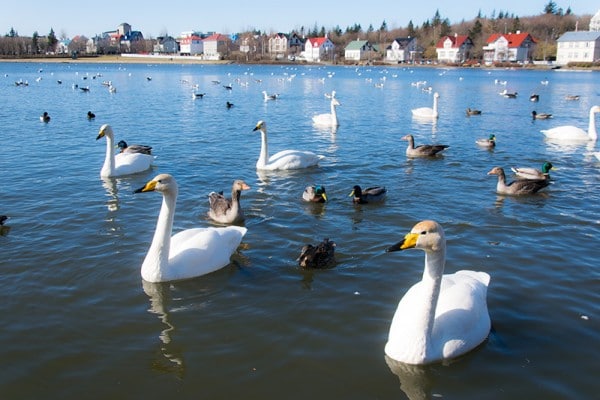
203, 33, 229, 42
436, 35, 471, 48
557, 31, 600, 42
486, 32, 537, 47
307, 37, 330, 47
345, 40, 369, 50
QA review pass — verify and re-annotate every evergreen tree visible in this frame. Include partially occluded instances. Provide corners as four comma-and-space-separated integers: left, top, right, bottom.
47, 28, 58, 52
32, 31, 39, 54
407, 20, 416, 37
380, 20, 388, 32
544, 1, 558, 14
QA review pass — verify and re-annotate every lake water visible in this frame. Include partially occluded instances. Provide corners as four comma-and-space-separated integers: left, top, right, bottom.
0, 61, 598, 399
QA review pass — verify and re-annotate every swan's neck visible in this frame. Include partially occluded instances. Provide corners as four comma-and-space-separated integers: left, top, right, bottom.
142, 191, 176, 282
330, 102, 338, 125
257, 129, 269, 168
588, 108, 598, 140
432, 96, 439, 117
101, 133, 116, 177
416, 248, 445, 354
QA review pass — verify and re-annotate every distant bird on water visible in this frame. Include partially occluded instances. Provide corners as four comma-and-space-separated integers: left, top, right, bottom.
349, 185, 387, 204
401, 134, 449, 157
40, 111, 51, 123
87, 111, 96, 120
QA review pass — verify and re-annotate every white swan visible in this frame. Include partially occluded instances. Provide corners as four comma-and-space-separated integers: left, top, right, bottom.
541, 105, 600, 142
252, 120, 323, 170
385, 220, 491, 365
135, 174, 247, 283
411, 92, 439, 119
96, 124, 154, 178
312, 97, 341, 127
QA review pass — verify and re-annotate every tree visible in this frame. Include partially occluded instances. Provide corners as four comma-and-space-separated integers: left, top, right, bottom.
544, 1, 558, 15
380, 20, 388, 32
32, 31, 39, 54
47, 28, 58, 53
7, 27, 17, 37
407, 20, 416, 37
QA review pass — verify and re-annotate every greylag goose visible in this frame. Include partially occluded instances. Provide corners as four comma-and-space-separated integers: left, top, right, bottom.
349, 185, 387, 204
302, 185, 327, 203
401, 134, 449, 157
487, 167, 549, 195
208, 180, 251, 224
511, 162, 553, 180
298, 238, 336, 269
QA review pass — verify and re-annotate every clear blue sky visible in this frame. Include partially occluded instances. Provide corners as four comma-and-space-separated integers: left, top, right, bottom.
1, 1, 597, 38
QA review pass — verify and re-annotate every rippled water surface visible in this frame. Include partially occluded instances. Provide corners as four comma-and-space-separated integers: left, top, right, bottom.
1, 61, 599, 399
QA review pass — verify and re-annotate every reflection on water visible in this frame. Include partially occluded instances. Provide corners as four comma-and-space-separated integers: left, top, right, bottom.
385, 356, 436, 400
101, 177, 119, 212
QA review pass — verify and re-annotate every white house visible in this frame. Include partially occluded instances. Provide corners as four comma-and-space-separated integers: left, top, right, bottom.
385, 37, 420, 63
344, 40, 377, 61
482, 32, 537, 64
203, 33, 230, 60
302, 37, 334, 62
556, 31, 600, 65
590, 9, 600, 31
179, 33, 204, 55
268, 33, 288, 58
436, 34, 473, 63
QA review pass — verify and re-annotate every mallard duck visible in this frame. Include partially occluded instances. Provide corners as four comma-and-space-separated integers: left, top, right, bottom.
541, 105, 599, 142
134, 174, 247, 282
476, 134, 496, 148
349, 185, 387, 204
96, 124, 154, 178
87, 111, 96, 120
40, 111, 51, 123
208, 180, 251, 224
384, 220, 491, 365
511, 162, 553, 180
466, 108, 482, 116
411, 92, 439, 119
298, 238, 336, 269
302, 185, 327, 203
252, 120, 323, 170
401, 134, 449, 157
487, 166, 550, 195
313, 97, 341, 127
532, 111, 552, 120
117, 140, 153, 155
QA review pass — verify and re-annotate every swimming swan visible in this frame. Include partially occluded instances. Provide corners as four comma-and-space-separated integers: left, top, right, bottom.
312, 97, 341, 127
411, 92, 439, 119
540, 105, 600, 142
385, 220, 491, 365
96, 124, 154, 178
134, 174, 247, 283
252, 120, 323, 170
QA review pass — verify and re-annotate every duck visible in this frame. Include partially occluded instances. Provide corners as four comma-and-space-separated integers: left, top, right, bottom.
530, 94, 540, 102
251, 120, 323, 170
565, 95, 580, 101
511, 162, 553, 180
384, 220, 491, 365
540, 105, 600, 142
349, 185, 387, 204
87, 111, 96, 120
40, 111, 51, 123
476, 134, 496, 148
0, 215, 9, 236
312, 97, 341, 127
500, 89, 518, 98
302, 185, 327, 203
117, 140, 153, 155
192, 92, 205, 99
401, 134, 449, 157
411, 92, 439, 119
532, 110, 552, 120
262, 90, 279, 101
134, 173, 247, 283
0, 215, 7, 225
226, 101, 234, 109
96, 124, 154, 178
487, 166, 550, 195
207, 180, 251, 224
466, 108, 482, 116
298, 238, 336, 269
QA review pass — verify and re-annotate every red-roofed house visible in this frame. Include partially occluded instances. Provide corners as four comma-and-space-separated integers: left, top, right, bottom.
483, 32, 537, 64
180, 34, 204, 56
302, 36, 334, 62
203, 33, 231, 60
436, 34, 473, 63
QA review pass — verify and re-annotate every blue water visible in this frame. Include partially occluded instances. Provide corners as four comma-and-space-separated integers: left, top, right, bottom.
1, 61, 599, 399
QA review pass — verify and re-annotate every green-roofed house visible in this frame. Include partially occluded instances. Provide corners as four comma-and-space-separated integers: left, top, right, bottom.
344, 40, 379, 62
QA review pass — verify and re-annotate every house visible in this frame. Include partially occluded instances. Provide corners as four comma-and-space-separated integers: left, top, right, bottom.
344, 40, 378, 62
482, 31, 537, 64
302, 36, 334, 62
154, 36, 178, 54
180, 33, 204, 56
56, 39, 71, 54
436, 34, 473, 63
288, 32, 305, 57
203, 33, 230, 60
101, 23, 144, 53
385, 37, 420, 63
268, 33, 288, 58
590, 9, 600, 32
555, 11, 600, 65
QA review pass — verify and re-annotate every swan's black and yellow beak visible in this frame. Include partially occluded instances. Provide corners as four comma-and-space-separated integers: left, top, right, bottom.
134, 180, 157, 193
386, 232, 419, 252
96, 129, 106, 140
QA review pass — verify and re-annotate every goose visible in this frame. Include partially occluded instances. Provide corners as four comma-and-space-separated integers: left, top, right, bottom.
349, 185, 387, 204
207, 180, 251, 224
134, 173, 247, 283
487, 166, 550, 195
96, 124, 154, 178
302, 185, 327, 203
384, 220, 491, 365
411, 92, 439, 119
262, 90, 279, 101
532, 111, 552, 120
40, 111, 51, 123
312, 97, 341, 127
466, 108, 482, 116
540, 105, 600, 142
401, 134, 449, 157
251, 120, 323, 170
476, 134, 496, 148
87, 111, 96, 120
298, 238, 336, 269
117, 140, 153, 155
511, 162, 553, 180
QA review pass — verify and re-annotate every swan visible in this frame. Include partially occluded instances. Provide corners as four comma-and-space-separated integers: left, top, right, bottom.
411, 92, 439, 119
384, 220, 491, 365
401, 134, 449, 157
312, 97, 341, 127
511, 162, 553, 180
349, 185, 387, 204
487, 166, 550, 195
207, 180, 251, 224
134, 173, 247, 283
302, 185, 327, 203
541, 105, 600, 142
252, 120, 323, 170
117, 140, 153, 155
40, 112, 51, 123
298, 238, 336, 269
96, 124, 154, 178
